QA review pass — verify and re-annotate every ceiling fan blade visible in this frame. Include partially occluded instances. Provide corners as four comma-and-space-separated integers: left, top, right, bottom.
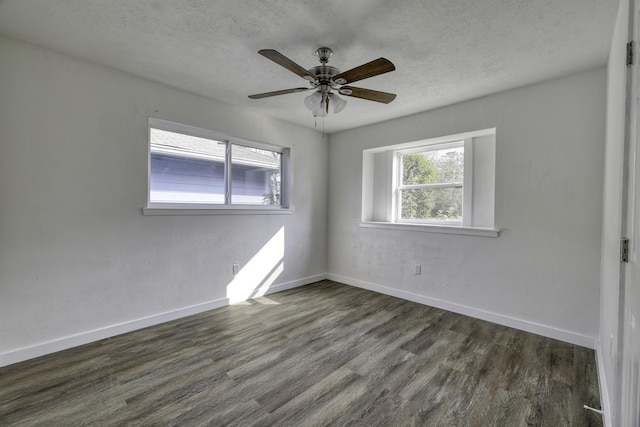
259, 49, 316, 81
248, 87, 312, 99
333, 58, 395, 85
340, 86, 396, 103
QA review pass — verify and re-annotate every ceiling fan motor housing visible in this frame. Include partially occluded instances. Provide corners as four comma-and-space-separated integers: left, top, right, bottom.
309, 65, 340, 86
309, 47, 345, 90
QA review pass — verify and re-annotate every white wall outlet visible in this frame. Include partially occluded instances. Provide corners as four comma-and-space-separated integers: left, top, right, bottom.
414, 264, 422, 275
232, 263, 239, 275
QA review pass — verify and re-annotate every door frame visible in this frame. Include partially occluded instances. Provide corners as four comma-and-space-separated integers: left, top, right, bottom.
619, 0, 640, 425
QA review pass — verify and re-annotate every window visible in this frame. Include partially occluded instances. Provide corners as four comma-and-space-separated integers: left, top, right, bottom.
361, 129, 497, 236
397, 142, 464, 224
146, 119, 290, 213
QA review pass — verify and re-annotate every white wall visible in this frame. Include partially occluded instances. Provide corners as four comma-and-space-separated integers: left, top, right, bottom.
0, 32, 610, 371
600, 0, 629, 424
0, 36, 328, 366
328, 68, 606, 347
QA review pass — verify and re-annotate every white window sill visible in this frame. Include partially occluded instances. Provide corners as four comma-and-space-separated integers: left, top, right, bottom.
359, 221, 500, 237
143, 205, 293, 216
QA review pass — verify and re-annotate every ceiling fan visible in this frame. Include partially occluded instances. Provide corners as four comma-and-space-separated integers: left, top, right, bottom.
248, 47, 396, 117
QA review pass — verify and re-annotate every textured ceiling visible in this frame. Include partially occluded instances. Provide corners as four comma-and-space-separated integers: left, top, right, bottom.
0, 0, 620, 133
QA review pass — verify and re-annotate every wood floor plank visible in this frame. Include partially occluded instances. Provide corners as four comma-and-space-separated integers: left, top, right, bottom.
254, 333, 380, 412
0, 280, 603, 426
334, 388, 405, 427
267, 366, 369, 427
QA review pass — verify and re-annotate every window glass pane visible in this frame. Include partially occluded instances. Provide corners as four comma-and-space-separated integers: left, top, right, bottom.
401, 187, 463, 221
149, 128, 225, 204
402, 145, 464, 185
231, 144, 281, 205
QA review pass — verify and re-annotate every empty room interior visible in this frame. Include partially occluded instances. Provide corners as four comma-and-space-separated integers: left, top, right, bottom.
1, 0, 639, 426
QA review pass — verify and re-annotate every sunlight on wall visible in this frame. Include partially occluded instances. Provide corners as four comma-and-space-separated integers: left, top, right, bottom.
226, 226, 285, 303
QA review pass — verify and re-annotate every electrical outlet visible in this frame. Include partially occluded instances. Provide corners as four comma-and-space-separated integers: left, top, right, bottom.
414, 264, 422, 275
232, 263, 239, 275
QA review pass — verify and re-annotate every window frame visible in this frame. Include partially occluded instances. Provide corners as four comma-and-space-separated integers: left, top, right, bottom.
143, 118, 292, 215
360, 128, 498, 237
395, 140, 469, 226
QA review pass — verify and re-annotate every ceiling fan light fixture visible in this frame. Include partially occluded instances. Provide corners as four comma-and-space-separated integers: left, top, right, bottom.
313, 107, 328, 118
304, 91, 322, 111
329, 93, 347, 114
313, 93, 329, 117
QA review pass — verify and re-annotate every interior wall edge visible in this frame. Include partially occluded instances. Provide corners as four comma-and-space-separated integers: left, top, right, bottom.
0, 273, 327, 369
326, 273, 596, 350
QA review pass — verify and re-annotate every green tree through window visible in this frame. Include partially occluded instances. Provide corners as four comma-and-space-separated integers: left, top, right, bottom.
400, 146, 463, 221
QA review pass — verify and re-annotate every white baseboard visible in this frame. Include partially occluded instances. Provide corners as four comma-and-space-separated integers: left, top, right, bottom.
2, 272, 595, 368
594, 342, 612, 427
327, 273, 596, 349
0, 273, 326, 368
263, 273, 327, 295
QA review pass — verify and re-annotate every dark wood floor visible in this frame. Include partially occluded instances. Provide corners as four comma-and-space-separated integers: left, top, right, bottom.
1, 280, 602, 426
